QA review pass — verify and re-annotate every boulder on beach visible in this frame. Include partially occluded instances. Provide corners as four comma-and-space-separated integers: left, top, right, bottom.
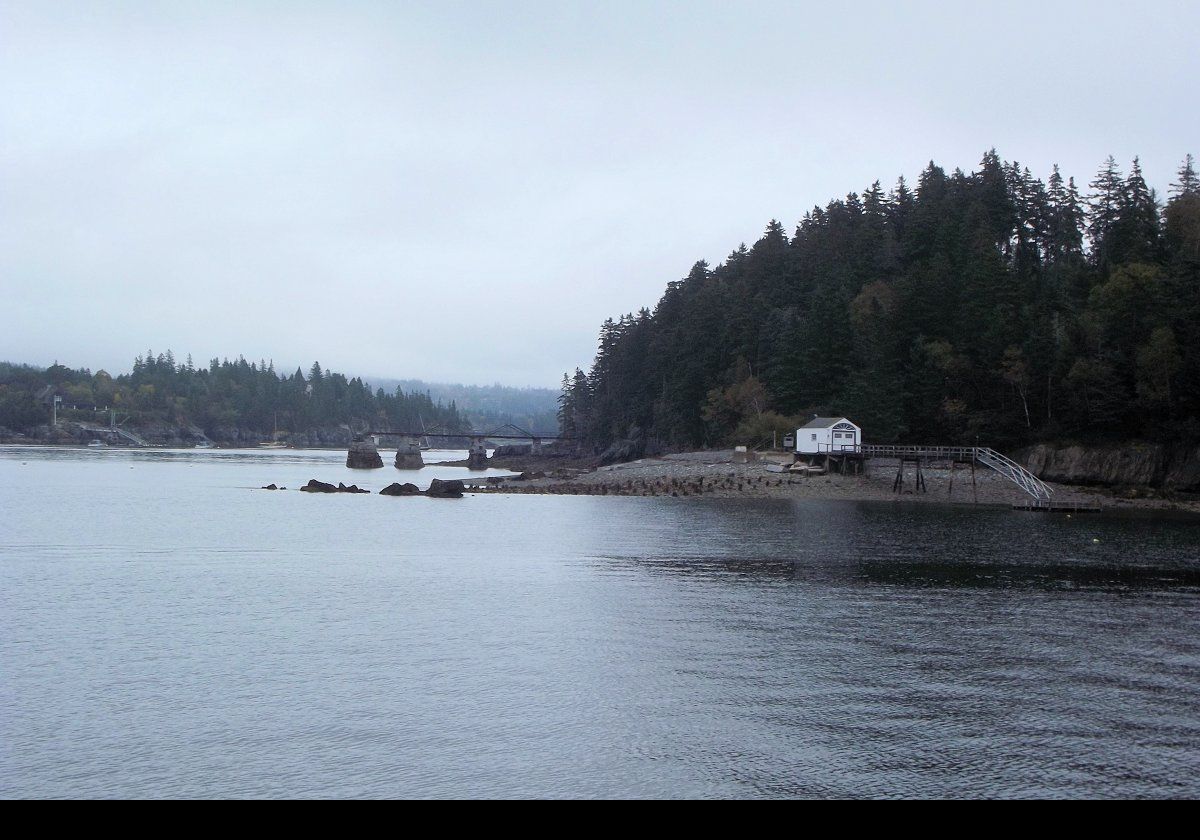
380, 482, 421, 496
300, 479, 339, 493
425, 478, 466, 498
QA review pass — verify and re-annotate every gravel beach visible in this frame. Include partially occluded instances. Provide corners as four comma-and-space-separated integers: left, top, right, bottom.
470, 449, 1143, 509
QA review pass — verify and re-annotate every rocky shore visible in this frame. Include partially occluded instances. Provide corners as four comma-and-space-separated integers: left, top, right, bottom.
470, 450, 1200, 513
1017, 442, 1200, 492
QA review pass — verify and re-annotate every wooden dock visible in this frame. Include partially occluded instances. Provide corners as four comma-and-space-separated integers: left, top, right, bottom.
1012, 499, 1103, 513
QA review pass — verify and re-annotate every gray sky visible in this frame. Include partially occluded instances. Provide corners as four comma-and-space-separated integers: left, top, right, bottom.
2, 1, 1197, 386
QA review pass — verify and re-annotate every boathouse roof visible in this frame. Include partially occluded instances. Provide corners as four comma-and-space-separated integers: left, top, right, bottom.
800, 416, 858, 429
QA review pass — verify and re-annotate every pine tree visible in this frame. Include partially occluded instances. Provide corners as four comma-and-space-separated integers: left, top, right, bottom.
1112, 157, 1161, 264
1170, 154, 1199, 197
1088, 156, 1124, 269
1046, 165, 1085, 263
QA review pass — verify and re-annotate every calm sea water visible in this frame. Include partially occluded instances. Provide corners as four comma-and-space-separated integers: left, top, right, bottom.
2, 445, 1199, 799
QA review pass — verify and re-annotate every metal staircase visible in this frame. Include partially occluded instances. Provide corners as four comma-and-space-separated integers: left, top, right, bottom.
112, 426, 149, 447
972, 447, 1053, 501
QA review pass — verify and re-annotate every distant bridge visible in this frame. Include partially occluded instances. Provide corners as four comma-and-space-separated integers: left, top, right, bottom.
368, 423, 571, 442
351, 423, 570, 469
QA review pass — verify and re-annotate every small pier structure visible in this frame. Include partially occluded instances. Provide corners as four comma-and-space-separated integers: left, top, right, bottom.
799, 443, 1056, 504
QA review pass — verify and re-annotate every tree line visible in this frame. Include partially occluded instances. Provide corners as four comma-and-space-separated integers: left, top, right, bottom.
559, 151, 1200, 453
0, 353, 468, 437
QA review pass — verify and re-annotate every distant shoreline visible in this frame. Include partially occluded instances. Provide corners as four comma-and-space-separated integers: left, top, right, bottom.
4, 441, 1196, 514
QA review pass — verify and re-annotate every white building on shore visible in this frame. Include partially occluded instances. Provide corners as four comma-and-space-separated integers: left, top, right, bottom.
795, 417, 861, 454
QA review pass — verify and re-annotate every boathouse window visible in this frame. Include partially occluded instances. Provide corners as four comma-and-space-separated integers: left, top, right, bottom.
811, 434, 817, 441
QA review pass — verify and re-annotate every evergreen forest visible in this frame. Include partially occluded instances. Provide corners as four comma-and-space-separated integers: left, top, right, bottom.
558, 152, 1200, 453
0, 354, 469, 438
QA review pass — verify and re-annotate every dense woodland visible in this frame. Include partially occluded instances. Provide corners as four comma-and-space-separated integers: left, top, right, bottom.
559, 152, 1200, 453
0, 355, 469, 437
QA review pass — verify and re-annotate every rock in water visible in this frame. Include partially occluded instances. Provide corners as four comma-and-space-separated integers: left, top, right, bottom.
394, 439, 424, 469
300, 479, 338, 493
380, 482, 421, 496
347, 438, 384, 469
425, 478, 466, 498
466, 440, 488, 469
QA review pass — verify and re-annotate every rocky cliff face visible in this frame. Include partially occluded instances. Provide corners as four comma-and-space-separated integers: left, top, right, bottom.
1019, 442, 1200, 491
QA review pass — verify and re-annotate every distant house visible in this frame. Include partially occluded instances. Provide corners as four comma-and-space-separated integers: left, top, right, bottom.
795, 417, 861, 454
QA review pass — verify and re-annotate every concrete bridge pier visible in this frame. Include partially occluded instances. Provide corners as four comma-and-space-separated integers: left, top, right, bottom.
395, 437, 424, 469
530, 437, 543, 456
347, 437, 384, 469
467, 437, 488, 469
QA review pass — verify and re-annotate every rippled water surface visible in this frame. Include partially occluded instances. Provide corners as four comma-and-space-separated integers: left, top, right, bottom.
2, 445, 1199, 798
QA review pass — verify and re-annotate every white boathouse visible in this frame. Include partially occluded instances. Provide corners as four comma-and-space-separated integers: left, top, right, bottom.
795, 417, 861, 454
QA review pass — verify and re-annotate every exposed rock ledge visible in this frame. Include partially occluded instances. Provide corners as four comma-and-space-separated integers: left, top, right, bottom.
1019, 442, 1200, 491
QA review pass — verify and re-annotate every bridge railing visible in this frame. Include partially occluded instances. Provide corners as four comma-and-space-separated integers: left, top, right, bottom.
861, 444, 979, 460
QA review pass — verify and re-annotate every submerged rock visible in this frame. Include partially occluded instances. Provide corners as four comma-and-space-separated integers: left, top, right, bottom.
300, 479, 338, 493
338, 482, 371, 494
380, 482, 421, 496
261, 483, 278, 490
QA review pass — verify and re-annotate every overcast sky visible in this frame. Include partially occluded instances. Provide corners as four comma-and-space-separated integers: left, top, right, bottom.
2, 1, 1197, 386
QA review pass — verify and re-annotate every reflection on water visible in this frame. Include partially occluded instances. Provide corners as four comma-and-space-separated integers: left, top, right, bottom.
597, 554, 1200, 590
1, 446, 1199, 798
